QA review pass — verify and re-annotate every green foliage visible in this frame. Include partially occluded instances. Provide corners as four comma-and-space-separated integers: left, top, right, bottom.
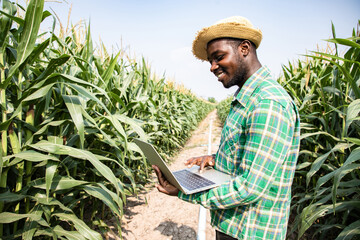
215, 21, 360, 240
279, 21, 360, 240
216, 96, 232, 125
0, 1, 213, 239
207, 97, 216, 103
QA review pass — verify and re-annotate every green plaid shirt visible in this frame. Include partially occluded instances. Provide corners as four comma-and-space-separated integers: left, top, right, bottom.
178, 66, 300, 239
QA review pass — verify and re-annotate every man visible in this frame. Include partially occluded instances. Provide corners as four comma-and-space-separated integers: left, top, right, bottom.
153, 16, 300, 240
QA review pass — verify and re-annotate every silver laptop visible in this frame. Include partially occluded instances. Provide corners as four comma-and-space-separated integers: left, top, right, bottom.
134, 139, 232, 195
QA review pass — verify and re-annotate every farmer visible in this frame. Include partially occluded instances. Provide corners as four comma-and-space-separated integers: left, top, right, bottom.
153, 16, 300, 240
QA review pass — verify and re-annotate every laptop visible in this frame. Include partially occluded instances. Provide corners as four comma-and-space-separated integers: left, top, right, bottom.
133, 139, 232, 195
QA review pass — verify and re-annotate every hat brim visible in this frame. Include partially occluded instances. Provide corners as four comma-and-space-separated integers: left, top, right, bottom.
192, 22, 262, 61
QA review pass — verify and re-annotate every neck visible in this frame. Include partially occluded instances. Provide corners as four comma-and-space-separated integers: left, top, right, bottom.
245, 60, 262, 80
236, 60, 262, 89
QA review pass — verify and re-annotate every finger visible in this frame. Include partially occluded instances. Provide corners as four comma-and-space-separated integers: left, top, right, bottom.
152, 165, 161, 178
187, 161, 195, 168
209, 157, 215, 166
152, 164, 158, 171
184, 158, 192, 165
185, 157, 197, 168
199, 156, 207, 173
184, 157, 194, 165
156, 184, 170, 195
153, 165, 166, 186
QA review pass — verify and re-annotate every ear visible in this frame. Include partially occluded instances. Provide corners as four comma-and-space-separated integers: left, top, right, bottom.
238, 40, 252, 57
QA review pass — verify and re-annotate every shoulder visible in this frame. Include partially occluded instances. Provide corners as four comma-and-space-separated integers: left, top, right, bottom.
252, 76, 296, 113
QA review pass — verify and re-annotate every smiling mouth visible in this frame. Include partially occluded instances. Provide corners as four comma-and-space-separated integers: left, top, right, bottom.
215, 71, 225, 81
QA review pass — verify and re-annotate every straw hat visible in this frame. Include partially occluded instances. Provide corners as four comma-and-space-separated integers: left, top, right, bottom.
192, 16, 262, 61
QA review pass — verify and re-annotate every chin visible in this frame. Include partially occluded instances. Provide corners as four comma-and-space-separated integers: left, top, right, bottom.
222, 81, 236, 89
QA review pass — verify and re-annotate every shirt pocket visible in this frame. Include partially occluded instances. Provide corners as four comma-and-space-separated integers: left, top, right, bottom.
221, 120, 246, 174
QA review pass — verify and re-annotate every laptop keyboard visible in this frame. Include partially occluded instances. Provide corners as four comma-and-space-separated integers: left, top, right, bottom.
173, 169, 215, 191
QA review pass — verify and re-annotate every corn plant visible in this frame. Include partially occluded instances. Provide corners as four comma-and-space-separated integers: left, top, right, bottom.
214, 21, 360, 240
216, 96, 232, 125
0, 0, 213, 239
280, 21, 360, 240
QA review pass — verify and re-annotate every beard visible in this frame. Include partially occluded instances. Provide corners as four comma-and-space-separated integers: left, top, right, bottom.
222, 57, 247, 89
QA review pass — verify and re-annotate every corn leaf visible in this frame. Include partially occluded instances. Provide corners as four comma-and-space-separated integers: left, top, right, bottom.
35, 54, 70, 81
54, 213, 102, 240
0, 212, 46, 225
83, 22, 93, 61
300, 130, 340, 141
32, 176, 88, 191
309, 55, 360, 98
306, 143, 352, 186
0, 0, 16, 49
34, 193, 72, 212
4, 0, 44, 86
344, 137, 360, 145
315, 171, 336, 192
101, 52, 120, 84
22, 83, 56, 102
63, 95, 85, 148
0, 190, 26, 202
83, 184, 122, 218
327, 38, 360, 49
24, 37, 51, 66
60, 74, 110, 100
0, 145, 3, 177
113, 114, 148, 140
9, 150, 59, 162
335, 220, 360, 240
22, 204, 43, 240
345, 99, 360, 134
332, 151, 360, 206
104, 115, 127, 141
299, 201, 360, 238
309, 51, 360, 67
45, 160, 58, 200
30, 141, 122, 195
53, 225, 85, 240
66, 83, 111, 115
33, 120, 67, 136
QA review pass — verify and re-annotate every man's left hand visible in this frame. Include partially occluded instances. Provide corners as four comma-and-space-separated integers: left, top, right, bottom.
152, 165, 179, 196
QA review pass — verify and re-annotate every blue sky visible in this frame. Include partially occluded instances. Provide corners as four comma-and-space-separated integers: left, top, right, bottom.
43, 0, 359, 101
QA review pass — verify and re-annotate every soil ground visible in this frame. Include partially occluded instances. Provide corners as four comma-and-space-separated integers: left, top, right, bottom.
107, 110, 223, 240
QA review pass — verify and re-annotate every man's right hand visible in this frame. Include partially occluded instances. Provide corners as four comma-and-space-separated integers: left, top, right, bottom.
184, 155, 215, 173
152, 165, 179, 196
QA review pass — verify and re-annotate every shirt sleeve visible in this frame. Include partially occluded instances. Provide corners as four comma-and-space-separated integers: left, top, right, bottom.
178, 99, 295, 209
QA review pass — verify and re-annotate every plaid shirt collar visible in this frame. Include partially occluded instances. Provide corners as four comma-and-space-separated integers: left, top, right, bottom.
232, 66, 271, 107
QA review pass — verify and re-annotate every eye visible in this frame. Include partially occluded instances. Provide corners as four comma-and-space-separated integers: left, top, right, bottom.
208, 54, 225, 64
215, 54, 224, 62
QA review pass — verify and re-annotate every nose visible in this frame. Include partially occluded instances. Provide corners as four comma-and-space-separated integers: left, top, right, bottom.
210, 61, 218, 73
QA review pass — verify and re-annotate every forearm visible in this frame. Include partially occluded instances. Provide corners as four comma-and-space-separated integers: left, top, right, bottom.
178, 174, 270, 209
179, 100, 295, 210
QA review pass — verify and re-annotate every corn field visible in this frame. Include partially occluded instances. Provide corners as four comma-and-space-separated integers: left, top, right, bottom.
0, 0, 214, 239
216, 96, 231, 125
216, 21, 360, 239
280, 21, 360, 240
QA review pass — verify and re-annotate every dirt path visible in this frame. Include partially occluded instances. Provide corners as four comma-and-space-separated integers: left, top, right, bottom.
113, 110, 223, 240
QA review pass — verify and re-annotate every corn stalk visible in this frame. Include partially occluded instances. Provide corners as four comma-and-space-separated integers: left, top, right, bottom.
279, 21, 360, 240
216, 21, 360, 240
0, 0, 214, 239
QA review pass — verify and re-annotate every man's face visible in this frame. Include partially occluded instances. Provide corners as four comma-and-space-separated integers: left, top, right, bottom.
206, 39, 247, 89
